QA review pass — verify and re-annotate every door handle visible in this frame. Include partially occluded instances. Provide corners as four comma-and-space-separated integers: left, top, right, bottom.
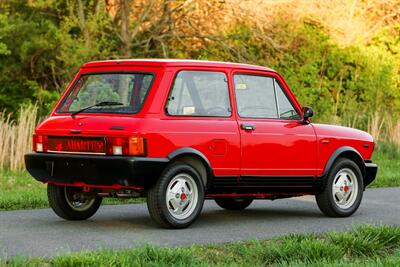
241, 123, 256, 131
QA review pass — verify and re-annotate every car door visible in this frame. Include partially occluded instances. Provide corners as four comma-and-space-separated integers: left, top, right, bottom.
161, 69, 241, 178
232, 71, 318, 187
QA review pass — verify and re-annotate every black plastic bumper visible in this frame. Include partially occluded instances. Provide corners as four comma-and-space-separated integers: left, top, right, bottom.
24, 153, 169, 189
364, 161, 378, 187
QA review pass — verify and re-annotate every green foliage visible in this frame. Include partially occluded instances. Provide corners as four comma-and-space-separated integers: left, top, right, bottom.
197, 22, 400, 128
0, 1, 399, 131
0, 0, 120, 117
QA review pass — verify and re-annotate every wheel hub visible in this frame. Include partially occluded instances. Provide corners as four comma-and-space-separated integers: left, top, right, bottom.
332, 168, 358, 209
64, 187, 96, 211
165, 173, 199, 220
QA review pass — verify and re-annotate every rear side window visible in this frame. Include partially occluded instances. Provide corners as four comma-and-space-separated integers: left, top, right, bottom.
166, 71, 231, 117
234, 74, 299, 119
58, 73, 153, 114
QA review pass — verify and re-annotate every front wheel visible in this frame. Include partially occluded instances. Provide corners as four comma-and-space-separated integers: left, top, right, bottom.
47, 184, 102, 220
316, 158, 364, 217
147, 163, 205, 229
215, 198, 253, 210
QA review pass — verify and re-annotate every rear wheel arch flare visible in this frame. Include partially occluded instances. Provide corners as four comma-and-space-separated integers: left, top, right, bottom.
323, 146, 366, 181
167, 148, 213, 186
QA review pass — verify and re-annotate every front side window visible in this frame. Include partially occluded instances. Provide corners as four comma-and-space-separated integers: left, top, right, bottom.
58, 73, 154, 114
166, 71, 231, 117
275, 82, 300, 120
233, 74, 299, 119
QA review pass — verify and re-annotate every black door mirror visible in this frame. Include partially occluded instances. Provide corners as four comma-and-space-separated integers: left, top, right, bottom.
301, 106, 313, 124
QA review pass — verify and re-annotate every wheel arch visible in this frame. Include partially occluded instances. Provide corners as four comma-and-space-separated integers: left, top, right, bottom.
167, 148, 213, 187
319, 146, 366, 190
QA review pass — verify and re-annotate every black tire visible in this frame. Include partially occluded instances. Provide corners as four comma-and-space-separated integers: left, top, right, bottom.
147, 163, 205, 229
47, 184, 102, 220
214, 198, 253, 210
316, 158, 364, 217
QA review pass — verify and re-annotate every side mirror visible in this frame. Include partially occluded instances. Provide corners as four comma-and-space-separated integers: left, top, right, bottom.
301, 106, 313, 124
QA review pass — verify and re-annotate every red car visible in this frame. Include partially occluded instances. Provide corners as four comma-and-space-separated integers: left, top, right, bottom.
25, 59, 377, 228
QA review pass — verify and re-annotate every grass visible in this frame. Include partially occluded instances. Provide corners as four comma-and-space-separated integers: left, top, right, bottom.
2, 225, 400, 266
0, 106, 37, 171
0, 141, 398, 211
0, 169, 144, 211
370, 142, 400, 187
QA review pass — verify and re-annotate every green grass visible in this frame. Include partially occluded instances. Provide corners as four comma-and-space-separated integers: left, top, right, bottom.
370, 142, 400, 188
2, 225, 400, 266
0, 169, 143, 211
0, 169, 47, 211
0, 142, 398, 211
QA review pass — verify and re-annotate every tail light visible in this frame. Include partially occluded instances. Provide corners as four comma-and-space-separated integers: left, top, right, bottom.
32, 134, 48, 152
106, 137, 146, 156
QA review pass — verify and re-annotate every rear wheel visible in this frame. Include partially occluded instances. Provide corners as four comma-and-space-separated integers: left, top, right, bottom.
316, 158, 363, 217
47, 184, 102, 220
147, 163, 205, 229
215, 198, 253, 210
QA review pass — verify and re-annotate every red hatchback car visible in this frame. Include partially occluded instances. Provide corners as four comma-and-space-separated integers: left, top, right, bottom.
25, 59, 377, 228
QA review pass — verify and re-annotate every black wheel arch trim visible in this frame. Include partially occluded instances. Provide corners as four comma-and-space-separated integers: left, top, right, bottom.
167, 147, 214, 187
322, 146, 365, 177
319, 146, 376, 190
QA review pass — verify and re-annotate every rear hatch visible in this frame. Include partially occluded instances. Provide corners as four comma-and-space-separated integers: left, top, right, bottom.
33, 72, 152, 155
34, 115, 145, 156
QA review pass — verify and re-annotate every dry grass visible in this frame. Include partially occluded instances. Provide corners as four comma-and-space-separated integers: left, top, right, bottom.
0, 106, 37, 171
368, 113, 400, 146
387, 118, 400, 145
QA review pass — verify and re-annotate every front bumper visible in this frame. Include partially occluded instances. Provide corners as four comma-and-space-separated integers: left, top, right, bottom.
364, 160, 378, 187
25, 153, 169, 189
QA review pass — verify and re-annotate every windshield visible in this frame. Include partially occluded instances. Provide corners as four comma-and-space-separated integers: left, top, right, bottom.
58, 73, 154, 114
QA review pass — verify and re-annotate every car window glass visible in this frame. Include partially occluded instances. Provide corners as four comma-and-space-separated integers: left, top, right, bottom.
166, 71, 231, 117
58, 73, 153, 114
275, 81, 300, 120
234, 74, 278, 118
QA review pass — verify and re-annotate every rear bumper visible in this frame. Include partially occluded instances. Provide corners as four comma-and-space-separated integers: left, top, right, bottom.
364, 160, 378, 187
24, 153, 169, 189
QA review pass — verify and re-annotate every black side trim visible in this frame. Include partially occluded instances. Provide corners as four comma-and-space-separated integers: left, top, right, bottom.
210, 176, 238, 188
207, 175, 315, 194
240, 176, 314, 187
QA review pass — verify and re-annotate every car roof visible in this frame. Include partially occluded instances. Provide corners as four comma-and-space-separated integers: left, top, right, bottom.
82, 59, 275, 72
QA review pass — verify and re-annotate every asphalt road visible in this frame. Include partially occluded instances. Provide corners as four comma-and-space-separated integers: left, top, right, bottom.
1, 187, 399, 259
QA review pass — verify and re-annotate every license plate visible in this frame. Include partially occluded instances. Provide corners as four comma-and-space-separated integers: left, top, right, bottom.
47, 136, 106, 154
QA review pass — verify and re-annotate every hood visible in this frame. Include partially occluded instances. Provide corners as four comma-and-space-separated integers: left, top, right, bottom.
312, 123, 373, 142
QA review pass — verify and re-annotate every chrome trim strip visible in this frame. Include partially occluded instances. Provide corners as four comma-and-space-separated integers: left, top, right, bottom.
47, 150, 106, 155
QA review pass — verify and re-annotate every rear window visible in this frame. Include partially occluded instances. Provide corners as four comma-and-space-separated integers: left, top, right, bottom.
58, 73, 154, 114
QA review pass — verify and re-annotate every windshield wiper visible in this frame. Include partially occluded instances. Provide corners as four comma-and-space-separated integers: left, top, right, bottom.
71, 101, 124, 118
